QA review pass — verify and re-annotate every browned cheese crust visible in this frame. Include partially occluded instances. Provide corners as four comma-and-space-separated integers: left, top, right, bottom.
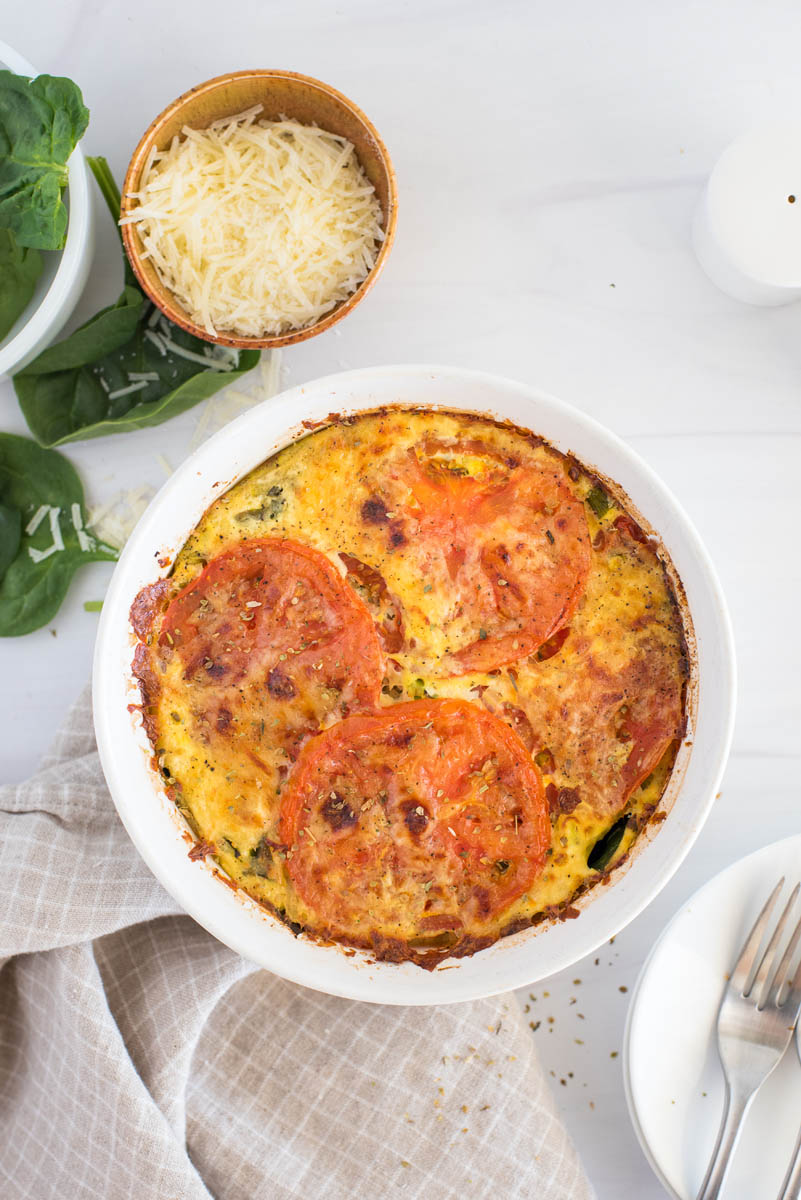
130, 409, 689, 967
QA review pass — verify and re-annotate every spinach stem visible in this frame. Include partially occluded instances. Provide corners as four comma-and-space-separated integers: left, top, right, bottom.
87, 156, 123, 238
87, 155, 136, 284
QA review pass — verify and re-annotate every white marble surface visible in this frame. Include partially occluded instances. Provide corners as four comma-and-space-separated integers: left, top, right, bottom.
2, 2, 800, 1195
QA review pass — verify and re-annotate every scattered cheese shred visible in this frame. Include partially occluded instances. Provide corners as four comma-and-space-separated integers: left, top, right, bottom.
144, 329, 167, 355
107, 380, 148, 401
83, 349, 283, 551
27, 506, 64, 563
28, 545, 59, 564
189, 348, 283, 452
157, 334, 234, 371
49, 506, 64, 552
122, 107, 383, 337
25, 504, 49, 536
86, 486, 155, 550
70, 502, 95, 552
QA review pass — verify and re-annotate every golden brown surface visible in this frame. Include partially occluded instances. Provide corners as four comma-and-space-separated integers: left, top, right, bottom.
131, 410, 688, 965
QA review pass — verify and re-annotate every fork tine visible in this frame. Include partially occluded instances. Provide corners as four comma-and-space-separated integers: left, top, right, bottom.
772, 909, 801, 1009
730, 876, 784, 995
751, 883, 800, 1008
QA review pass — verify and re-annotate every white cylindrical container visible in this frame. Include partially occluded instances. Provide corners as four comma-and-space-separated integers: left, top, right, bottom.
693, 124, 801, 306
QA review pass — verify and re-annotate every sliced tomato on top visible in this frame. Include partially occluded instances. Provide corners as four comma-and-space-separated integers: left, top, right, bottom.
375, 438, 591, 674
512, 627, 685, 820
159, 539, 385, 762
279, 699, 550, 946
615, 694, 681, 804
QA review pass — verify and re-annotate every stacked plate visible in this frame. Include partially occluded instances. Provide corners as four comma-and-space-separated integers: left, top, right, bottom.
626, 835, 801, 1199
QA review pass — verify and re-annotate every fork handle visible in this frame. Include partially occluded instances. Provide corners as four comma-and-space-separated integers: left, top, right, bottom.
777, 1123, 801, 1199
696, 1081, 755, 1200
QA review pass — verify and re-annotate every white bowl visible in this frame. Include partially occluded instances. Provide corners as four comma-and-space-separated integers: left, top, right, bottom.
93, 365, 736, 1005
0, 41, 94, 378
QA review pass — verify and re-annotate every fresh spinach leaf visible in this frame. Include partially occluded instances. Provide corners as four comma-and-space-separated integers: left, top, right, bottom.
0, 501, 21, 577
0, 434, 118, 636
14, 157, 260, 446
0, 228, 43, 340
0, 71, 89, 250
20, 284, 145, 372
586, 816, 628, 872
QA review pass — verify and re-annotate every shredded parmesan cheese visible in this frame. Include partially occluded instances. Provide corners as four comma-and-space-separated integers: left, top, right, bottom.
83, 349, 282, 551
122, 108, 383, 337
144, 329, 167, 355
70, 502, 95, 552
28, 546, 58, 564
107, 380, 148, 402
189, 348, 283, 451
157, 334, 234, 370
49, 506, 64, 552
25, 505, 49, 536
86, 486, 155, 550
27, 506, 64, 563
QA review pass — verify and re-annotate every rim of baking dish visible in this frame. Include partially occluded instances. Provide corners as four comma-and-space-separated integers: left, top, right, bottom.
93, 364, 736, 1005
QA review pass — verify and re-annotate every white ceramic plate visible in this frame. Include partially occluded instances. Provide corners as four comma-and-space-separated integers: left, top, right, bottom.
93, 364, 736, 1005
625, 835, 801, 1199
0, 40, 93, 377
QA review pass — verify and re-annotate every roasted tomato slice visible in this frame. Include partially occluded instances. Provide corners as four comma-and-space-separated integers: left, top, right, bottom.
161, 538, 385, 720
616, 698, 679, 803
383, 439, 590, 674
279, 699, 550, 945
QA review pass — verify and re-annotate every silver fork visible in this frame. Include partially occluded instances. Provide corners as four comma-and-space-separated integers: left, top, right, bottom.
697, 878, 801, 1200
776, 1020, 801, 1200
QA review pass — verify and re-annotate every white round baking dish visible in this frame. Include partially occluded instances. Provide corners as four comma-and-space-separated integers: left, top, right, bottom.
93, 365, 736, 1005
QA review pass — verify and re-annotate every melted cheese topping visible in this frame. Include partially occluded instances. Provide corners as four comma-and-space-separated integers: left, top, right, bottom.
122, 107, 383, 337
135, 411, 688, 960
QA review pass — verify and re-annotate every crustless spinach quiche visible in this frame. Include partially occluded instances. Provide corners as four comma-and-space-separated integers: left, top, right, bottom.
131, 410, 689, 966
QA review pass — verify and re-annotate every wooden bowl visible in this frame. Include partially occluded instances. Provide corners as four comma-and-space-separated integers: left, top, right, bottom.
121, 70, 398, 349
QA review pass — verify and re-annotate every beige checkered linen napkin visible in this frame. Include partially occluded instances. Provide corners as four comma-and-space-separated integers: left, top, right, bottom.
0, 686, 595, 1200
